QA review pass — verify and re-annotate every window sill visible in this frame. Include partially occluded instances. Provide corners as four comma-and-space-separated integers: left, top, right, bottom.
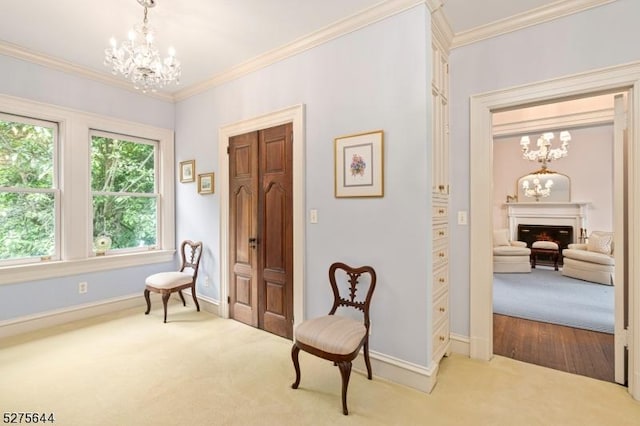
0, 250, 175, 286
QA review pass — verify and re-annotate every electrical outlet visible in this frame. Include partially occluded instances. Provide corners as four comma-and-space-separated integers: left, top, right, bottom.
204, 276, 210, 287
78, 281, 88, 294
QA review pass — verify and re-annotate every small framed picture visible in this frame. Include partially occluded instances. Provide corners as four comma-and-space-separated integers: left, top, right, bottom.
180, 160, 195, 183
198, 172, 215, 195
334, 130, 384, 198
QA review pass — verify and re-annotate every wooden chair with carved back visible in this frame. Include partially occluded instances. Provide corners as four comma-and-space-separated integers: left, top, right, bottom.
291, 262, 377, 415
144, 240, 203, 323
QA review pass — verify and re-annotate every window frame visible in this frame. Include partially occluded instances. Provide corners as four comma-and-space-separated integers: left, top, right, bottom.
0, 94, 175, 286
89, 129, 161, 254
0, 112, 61, 266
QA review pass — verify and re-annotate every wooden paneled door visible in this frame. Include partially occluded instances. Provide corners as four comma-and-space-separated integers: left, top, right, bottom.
229, 123, 293, 339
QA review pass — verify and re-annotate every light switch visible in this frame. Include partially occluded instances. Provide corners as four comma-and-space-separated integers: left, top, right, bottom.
310, 209, 318, 224
457, 210, 468, 225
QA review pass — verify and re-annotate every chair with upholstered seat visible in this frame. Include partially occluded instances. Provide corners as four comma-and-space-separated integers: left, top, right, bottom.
144, 240, 203, 323
562, 231, 614, 285
493, 228, 531, 273
291, 262, 377, 415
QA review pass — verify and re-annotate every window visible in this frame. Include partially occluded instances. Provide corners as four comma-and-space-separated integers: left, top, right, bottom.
0, 94, 175, 285
90, 131, 158, 252
0, 113, 59, 265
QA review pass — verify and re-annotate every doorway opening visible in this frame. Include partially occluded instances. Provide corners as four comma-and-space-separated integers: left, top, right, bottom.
469, 64, 640, 398
490, 94, 618, 381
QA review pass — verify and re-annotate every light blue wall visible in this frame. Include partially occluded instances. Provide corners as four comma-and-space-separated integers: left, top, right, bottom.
1, 4, 435, 367
0, 265, 170, 321
0, 55, 176, 320
175, 6, 433, 365
448, 0, 640, 336
0, 55, 174, 128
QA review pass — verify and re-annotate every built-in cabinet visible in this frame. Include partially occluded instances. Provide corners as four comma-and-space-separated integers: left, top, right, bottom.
430, 30, 450, 366
432, 193, 449, 363
432, 38, 449, 195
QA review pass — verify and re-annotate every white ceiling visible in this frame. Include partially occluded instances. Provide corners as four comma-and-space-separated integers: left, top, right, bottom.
0, 0, 561, 97
442, 0, 561, 33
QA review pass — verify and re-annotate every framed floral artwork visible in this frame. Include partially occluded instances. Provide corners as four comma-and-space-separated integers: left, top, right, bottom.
198, 172, 214, 195
180, 160, 195, 183
334, 130, 384, 197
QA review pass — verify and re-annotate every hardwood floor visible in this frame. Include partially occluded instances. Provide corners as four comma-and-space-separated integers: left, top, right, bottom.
493, 313, 615, 382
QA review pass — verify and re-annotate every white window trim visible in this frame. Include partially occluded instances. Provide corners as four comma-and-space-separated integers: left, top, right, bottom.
0, 94, 175, 286
0, 113, 60, 265
89, 129, 161, 253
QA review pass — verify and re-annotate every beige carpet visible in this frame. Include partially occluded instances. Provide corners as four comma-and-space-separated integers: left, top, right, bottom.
1, 303, 639, 426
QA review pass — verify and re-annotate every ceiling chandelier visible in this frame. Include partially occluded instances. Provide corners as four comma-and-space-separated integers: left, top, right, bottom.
520, 131, 571, 169
104, 0, 181, 93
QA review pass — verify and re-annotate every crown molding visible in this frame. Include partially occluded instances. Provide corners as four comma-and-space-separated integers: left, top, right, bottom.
2, 0, 433, 103
431, 5, 454, 51
451, 0, 616, 49
493, 108, 614, 138
174, 0, 426, 101
0, 41, 174, 102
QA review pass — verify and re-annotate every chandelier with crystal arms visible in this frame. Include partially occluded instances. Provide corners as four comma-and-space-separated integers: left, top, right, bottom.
520, 131, 570, 170
104, 0, 181, 93
522, 176, 554, 201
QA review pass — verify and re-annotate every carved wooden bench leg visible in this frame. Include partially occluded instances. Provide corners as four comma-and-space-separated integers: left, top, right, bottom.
338, 361, 352, 415
191, 285, 200, 311
364, 340, 373, 380
162, 293, 170, 323
291, 344, 301, 389
144, 289, 151, 315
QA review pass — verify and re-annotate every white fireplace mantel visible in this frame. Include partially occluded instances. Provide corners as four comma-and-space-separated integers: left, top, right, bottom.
506, 202, 590, 243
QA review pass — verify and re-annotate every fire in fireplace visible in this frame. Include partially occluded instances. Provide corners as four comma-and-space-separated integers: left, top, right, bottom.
517, 224, 574, 251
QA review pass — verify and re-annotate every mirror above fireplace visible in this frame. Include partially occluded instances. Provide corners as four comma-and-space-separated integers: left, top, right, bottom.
517, 169, 570, 202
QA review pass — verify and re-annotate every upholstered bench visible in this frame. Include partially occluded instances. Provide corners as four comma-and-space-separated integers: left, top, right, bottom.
530, 240, 560, 271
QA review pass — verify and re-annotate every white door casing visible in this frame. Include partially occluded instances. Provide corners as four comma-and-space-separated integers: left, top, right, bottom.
218, 105, 306, 330
469, 62, 640, 399
613, 93, 631, 385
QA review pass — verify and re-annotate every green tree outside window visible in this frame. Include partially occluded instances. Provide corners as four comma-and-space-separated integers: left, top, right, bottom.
91, 134, 158, 251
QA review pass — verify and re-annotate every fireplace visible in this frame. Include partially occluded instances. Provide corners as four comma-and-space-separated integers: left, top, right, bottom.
517, 224, 573, 251
506, 201, 589, 246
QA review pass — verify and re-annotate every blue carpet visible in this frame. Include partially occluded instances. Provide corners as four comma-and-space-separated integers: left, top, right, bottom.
493, 268, 614, 333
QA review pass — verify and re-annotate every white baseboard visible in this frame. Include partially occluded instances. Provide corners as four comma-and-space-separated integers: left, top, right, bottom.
0, 291, 219, 339
353, 349, 439, 393
352, 334, 472, 394
450, 332, 470, 356
2, 291, 450, 394
0, 294, 145, 339
182, 290, 220, 316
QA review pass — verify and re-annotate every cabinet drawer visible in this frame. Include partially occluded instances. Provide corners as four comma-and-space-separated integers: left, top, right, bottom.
433, 223, 448, 245
432, 291, 449, 326
432, 246, 449, 268
432, 204, 448, 221
433, 320, 450, 361
433, 267, 448, 296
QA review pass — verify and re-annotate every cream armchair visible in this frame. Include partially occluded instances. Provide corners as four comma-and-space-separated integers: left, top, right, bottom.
562, 231, 614, 285
493, 228, 531, 273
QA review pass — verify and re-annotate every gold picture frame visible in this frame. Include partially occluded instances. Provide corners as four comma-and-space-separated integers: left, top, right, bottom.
334, 130, 384, 198
179, 160, 195, 183
198, 172, 214, 195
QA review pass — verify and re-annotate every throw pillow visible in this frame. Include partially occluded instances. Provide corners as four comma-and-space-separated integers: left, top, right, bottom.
587, 232, 613, 255
493, 229, 510, 247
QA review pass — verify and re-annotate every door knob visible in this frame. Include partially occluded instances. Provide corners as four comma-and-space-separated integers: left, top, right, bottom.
249, 237, 257, 249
